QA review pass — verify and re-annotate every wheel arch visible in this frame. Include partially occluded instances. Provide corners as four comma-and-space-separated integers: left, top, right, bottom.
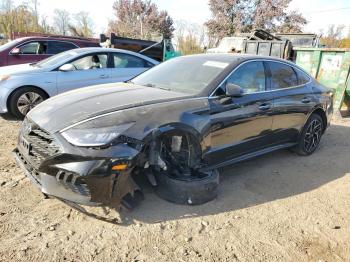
6, 85, 50, 113
310, 107, 328, 133
142, 122, 205, 168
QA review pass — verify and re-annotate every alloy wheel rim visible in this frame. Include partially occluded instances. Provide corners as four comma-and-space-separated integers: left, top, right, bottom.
17, 92, 44, 115
304, 119, 322, 153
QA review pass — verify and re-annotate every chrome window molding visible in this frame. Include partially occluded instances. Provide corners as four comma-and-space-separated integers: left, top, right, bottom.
209, 58, 312, 98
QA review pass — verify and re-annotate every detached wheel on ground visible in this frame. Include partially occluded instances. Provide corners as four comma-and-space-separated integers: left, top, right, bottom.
9, 87, 48, 118
293, 113, 324, 156
153, 169, 219, 205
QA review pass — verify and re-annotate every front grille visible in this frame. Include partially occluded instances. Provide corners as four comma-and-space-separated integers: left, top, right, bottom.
19, 119, 60, 170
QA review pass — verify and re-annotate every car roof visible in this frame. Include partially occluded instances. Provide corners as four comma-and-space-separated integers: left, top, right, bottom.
68, 47, 159, 64
180, 53, 305, 73
184, 53, 293, 64
14, 36, 96, 43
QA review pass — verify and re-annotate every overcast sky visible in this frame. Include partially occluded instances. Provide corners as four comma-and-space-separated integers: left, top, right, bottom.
15, 0, 350, 36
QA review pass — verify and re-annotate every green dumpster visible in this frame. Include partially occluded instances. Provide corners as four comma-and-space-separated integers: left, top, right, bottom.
294, 47, 350, 112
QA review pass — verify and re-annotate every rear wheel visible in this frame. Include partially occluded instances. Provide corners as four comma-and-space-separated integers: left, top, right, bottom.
9, 87, 48, 118
293, 114, 324, 156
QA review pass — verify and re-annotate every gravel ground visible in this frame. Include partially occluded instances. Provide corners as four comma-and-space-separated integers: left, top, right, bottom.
0, 115, 349, 262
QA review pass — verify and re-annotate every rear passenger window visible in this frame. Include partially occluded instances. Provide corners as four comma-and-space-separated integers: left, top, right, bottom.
295, 69, 310, 85
268, 62, 298, 89
112, 53, 152, 68
48, 41, 77, 54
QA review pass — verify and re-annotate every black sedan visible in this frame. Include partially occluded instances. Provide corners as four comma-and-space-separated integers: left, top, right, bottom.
14, 54, 333, 210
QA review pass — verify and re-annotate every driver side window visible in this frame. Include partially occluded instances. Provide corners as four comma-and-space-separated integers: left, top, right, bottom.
226, 61, 266, 94
18, 41, 47, 54
71, 53, 108, 70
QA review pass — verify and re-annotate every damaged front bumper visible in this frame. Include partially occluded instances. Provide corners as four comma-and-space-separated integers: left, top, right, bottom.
13, 123, 142, 208
13, 149, 94, 205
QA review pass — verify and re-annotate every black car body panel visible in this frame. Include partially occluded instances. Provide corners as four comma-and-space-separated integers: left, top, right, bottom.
14, 54, 334, 208
28, 83, 196, 133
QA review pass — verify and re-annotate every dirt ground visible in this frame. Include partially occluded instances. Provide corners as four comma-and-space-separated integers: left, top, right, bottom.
0, 115, 350, 262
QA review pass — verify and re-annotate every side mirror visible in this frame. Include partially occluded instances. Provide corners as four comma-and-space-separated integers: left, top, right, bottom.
10, 48, 21, 55
226, 83, 244, 97
59, 64, 75, 72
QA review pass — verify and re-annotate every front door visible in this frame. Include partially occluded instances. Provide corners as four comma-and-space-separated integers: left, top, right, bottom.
56, 52, 111, 94
204, 61, 274, 167
8, 41, 50, 65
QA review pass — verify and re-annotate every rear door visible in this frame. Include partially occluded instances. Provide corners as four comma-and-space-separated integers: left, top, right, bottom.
266, 61, 316, 144
56, 52, 111, 94
8, 41, 50, 65
110, 52, 154, 82
205, 61, 274, 167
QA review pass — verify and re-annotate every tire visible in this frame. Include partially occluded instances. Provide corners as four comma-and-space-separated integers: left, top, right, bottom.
9, 87, 48, 119
293, 113, 324, 156
153, 169, 220, 205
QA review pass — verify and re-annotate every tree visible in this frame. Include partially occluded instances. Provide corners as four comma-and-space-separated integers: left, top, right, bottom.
0, 0, 44, 38
108, 0, 175, 39
40, 15, 55, 34
69, 12, 94, 37
319, 25, 350, 48
53, 9, 70, 35
29, 0, 40, 31
339, 30, 350, 48
206, 0, 306, 40
174, 20, 205, 55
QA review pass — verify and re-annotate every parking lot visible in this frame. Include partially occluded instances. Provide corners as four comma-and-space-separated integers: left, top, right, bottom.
0, 115, 349, 261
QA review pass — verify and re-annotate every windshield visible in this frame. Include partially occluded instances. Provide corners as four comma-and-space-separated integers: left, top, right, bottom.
0, 39, 21, 52
132, 56, 232, 95
35, 50, 79, 68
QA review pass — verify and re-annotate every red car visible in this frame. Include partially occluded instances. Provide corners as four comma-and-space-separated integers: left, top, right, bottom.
0, 36, 99, 67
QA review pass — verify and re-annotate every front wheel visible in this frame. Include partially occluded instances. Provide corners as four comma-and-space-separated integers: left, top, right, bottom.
9, 87, 47, 119
293, 114, 324, 156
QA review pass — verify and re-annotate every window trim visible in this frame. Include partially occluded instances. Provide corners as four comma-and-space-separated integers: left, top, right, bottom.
9, 40, 79, 56
209, 59, 312, 98
265, 60, 309, 91
293, 66, 312, 86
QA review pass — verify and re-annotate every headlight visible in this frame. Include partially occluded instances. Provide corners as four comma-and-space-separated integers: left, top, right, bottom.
0, 75, 10, 81
61, 122, 134, 147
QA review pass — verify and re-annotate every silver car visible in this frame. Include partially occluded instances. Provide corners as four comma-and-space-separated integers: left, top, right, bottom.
0, 47, 158, 118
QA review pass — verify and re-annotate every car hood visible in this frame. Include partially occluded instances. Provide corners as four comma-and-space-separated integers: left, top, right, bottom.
0, 63, 48, 76
28, 82, 193, 133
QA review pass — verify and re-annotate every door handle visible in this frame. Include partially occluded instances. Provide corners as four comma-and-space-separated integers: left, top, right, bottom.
301, 97, 311, 103
258, 103, 271, 111
99, 74, 109, 79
